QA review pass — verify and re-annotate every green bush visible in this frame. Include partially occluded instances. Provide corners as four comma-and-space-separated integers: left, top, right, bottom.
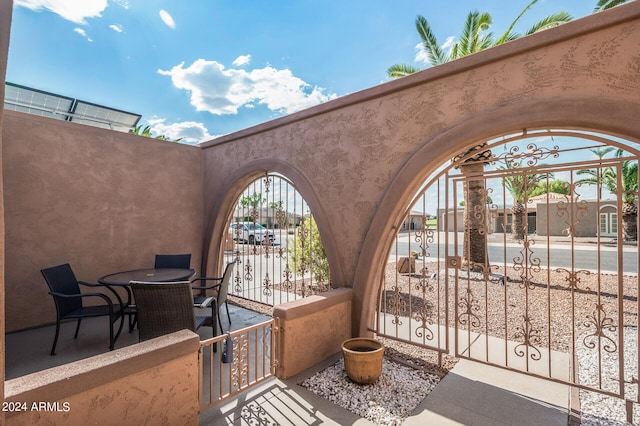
288, 217, 329, 283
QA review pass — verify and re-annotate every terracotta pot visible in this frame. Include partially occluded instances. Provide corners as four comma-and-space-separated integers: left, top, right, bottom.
341, 337, 384, 384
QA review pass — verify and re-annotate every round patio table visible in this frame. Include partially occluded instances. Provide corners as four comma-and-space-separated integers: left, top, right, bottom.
98, 268, 197, 333
98, 268, 196, 285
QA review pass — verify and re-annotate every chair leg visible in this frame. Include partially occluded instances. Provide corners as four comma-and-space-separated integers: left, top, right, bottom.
217, 303, 225, 336
224, 301, 231, 325
112, 312, 125, 350
129, 313, 137, 333
74, 318, 82, 339
50, 319, 61, 356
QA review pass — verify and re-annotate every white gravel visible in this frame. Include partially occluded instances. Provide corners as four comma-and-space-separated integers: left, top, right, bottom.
578, 326, 639, 425
300, 358, 441, 425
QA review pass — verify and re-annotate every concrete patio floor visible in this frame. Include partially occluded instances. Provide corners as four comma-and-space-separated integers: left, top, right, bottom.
6, 304, 573, 425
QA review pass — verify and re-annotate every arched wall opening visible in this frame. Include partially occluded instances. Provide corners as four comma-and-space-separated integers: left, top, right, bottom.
203, 166, 338, 306
360, 124, 639, 403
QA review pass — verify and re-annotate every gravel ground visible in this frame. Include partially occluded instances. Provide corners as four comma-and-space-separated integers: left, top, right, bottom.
300, 358, 441, 425
230, 251, 640, 425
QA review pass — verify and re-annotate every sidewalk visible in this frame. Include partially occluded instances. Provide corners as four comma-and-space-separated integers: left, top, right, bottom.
200, 350, 572, 425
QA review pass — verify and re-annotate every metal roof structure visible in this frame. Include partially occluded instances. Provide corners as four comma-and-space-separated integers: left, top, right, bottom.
3, 82, 141, 133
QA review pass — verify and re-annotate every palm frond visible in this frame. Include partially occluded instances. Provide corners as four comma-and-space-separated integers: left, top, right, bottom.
594, 0, 631, 12
495, 0, 538, 45
415, 15, 448, 66
525, 12, 572, 35
387, 64, 421, 78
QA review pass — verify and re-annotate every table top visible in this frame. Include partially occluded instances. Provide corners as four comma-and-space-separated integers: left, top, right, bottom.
98, 268, 196, 286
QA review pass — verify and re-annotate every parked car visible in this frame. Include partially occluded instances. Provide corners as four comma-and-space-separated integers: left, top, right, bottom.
229, 222, 276, 245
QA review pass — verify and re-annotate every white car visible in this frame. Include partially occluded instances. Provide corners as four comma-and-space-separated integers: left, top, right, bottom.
229, 222, 275, 245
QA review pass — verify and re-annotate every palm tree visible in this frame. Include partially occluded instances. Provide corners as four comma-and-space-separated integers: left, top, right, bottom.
577, 149, 638, 241
130, 124, 183, 142
388, 0, 570, 270
387, 1, 571, 77
501, 161, 551, 240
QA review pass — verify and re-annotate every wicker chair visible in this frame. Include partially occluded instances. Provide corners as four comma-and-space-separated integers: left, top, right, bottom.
130, 281, 204, 341
124, 254, 192, 333
191, 261, 235, 334
154, 254, 191, 269
41, 263, 126, 355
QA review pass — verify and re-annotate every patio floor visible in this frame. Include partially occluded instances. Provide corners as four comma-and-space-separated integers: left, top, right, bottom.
4, 303, 270, 380
5, 303, 573, 425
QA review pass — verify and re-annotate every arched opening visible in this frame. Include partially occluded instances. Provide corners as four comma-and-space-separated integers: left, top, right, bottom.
376, 129, 638, 403
219, 172, 332, 306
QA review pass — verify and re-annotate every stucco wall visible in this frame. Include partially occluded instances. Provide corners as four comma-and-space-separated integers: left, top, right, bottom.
273, 288, 352, 379
2, 111, 204, 331
199, 3, 640, 335
4, 330, 200, 425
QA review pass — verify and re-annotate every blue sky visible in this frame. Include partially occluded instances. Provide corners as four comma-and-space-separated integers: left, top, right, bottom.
8, 1, 603, 145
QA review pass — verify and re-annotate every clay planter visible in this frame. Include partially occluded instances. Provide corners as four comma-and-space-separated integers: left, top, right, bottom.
341, 337, 384, 384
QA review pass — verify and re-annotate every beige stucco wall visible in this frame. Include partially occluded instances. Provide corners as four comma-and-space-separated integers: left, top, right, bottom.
199, 3, 640, 336
2, 111, 205, 331
4, 330, 200, 425
273, 288, 352, 379
536, 200, 618, 237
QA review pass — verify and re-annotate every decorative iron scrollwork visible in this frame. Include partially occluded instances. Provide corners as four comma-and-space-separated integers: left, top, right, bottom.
414, 220, 434, 258
582, 303, 617, 353
457, 288, 481, 328
490, 143, 560, 168
262, 272, 272, 297
231, 334, 249, 390
513, 239, 541, 289
556, 183, 588, 238
555, 268, 591, 291
390, 284, 406, 326
513, 315, 542, 361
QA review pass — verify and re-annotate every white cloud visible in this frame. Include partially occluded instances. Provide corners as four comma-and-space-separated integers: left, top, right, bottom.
159, 9, 176, 29
441, 36, 455, 51
14, 0, 107, 25
109, 24, 123, 33
158, 59, 337, 115
147, 118, 217, 145
232, 55, 251, 66
74, 27, 93, 42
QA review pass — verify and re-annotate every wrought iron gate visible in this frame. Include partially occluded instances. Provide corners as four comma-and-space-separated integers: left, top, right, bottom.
377, 130, 639, 420
224, 172, 331, 306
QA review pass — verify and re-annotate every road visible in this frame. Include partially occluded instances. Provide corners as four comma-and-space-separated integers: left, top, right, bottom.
389, 236, 638, 274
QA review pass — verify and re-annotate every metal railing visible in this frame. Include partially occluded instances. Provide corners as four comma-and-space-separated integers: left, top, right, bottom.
198, 319, 276, 411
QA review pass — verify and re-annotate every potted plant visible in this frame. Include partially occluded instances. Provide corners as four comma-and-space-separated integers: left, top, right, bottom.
341, 337, 385, 384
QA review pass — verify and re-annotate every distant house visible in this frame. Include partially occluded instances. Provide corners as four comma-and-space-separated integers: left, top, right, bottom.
400, 210, 430, 231
437, 195, 620, 237
232, 206, 303, 229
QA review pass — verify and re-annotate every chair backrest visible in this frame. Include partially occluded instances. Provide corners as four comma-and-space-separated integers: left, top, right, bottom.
41, 263, 83, 317
154, 253, 191, 269
217, 261, 235, 306
130, 281, 196, 341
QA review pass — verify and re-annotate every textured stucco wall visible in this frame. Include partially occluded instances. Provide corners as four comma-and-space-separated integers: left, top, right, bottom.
273, 288, 352, 379
199, 3, 640, 336
2, 112, 204, 331
5, 331, 200, 426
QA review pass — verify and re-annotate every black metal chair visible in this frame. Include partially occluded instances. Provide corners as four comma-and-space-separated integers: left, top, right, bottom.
41, 263, 126, 355
191, 261, 235, 334
154, 253, 191, 269
130, 281, 204, 341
